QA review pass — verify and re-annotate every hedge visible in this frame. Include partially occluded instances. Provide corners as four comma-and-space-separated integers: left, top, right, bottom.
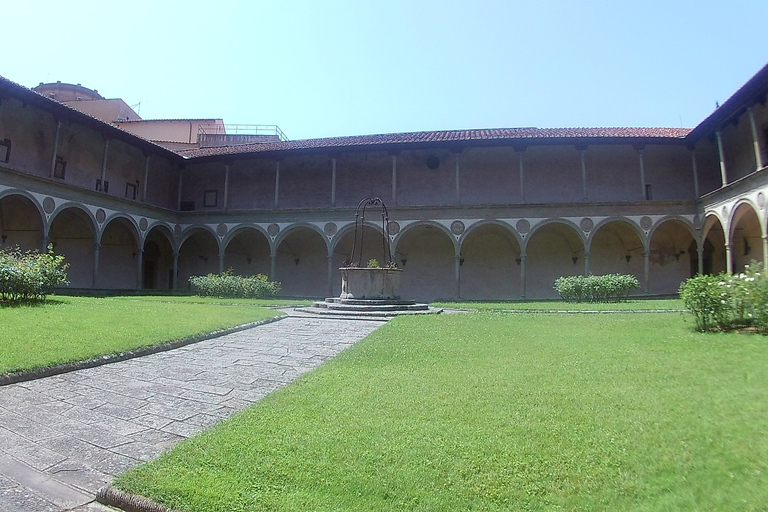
189, 270, 281, 299
0, 245, 69, 302
554, 273, 639, 302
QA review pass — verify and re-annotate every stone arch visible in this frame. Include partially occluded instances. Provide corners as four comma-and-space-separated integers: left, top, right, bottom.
223, 226, 272, 278
330, 222, 388, 297
273, 222, 330, 256
0, 192, 45, 252
98, 216, 140, 289
702, 214, 727, 275
648, 218, 697, 294
179, 224, 220, 249
275, 225, 328, 297
392, 222, 456, 301
48, 203, 98, 239
177, 227, 220, 290
48, 206, 96, 288
458, 221, 522, 299
524, 220, 585, 298
143, 224, 175, 290
729, 201, 764, 273
588, 219, 645, 292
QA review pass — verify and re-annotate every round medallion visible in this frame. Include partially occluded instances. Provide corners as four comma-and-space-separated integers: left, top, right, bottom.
580, 217, 594, 232
759, 192, 766, 208
216, 223, 228, 236
451, 220, 465, 235
267, 223, 280, 237
387, 221, 400, 235
43, 197, 55, 214
722, 206, 728, 217
324, 222, 337, 236
174, 224, 182, 235
95, 209, 106, 224
693, 214, 701, 227
516, 219, 530, 234
139, 218, 148, 231
640, 216, 653, 231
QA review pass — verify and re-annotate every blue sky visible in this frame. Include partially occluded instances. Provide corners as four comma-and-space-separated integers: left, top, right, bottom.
4, 0, 767, 140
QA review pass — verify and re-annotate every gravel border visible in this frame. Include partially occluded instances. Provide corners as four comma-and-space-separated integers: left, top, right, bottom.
0, 314, 286, 387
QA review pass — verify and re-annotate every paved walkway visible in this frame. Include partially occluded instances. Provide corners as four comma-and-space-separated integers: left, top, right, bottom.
0, 309, 387, 512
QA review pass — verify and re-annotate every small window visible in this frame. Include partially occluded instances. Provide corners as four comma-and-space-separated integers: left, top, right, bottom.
645, 184, 652, 200
0, 139, 10, 163
180, 201, 196, 211
203, 189, 218, 207
54, 157, 66, 179
125, 182, 137, 200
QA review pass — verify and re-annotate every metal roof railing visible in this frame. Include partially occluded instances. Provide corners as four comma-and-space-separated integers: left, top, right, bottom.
198, 124, 288, 141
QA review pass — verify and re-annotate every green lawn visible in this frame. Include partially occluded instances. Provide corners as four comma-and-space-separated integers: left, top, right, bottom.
119, 295, 315, 307
114, 311, 768, 511
0, 296, 281, 375
433, 298, 684, 311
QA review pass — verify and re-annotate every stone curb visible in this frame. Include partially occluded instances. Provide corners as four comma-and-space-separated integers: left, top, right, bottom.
0, 315, 287, 387
444, 308, 685, 314
97, 486, 178, 512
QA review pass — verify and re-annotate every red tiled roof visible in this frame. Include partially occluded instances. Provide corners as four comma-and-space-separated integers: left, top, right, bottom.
179, 127, 692, 159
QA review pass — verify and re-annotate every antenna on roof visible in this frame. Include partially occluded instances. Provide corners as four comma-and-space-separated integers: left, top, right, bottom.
129, 102, 141, 116
715, 101, 720, 108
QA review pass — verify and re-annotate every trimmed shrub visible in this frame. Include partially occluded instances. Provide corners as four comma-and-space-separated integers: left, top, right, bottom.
189, 269, 281, 299
0, 245, 69, 302
554, 273, 639, 303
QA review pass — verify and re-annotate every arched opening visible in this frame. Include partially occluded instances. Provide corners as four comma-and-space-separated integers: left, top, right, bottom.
178, 228, 219, 290
459, 223, 521, 299
331, 224, 385, 296
143, 226, 174, 290
98, 217, 139, 289
525, 222, 584, 299
394, 224, 455, 301
275, 227, 327, 297
224, 228, 271, 277
730, 203, 764, 273
0, 194, 44, 252
48, 207, 95, 288
589, 220, 644, 294
648, 219, 696, 294
702, 215, 727, 275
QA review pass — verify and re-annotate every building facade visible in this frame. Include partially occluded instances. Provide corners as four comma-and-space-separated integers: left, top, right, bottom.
2, 65, 768, 300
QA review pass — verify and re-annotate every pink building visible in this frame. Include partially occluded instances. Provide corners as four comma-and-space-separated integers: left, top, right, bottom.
2, 64, 768, 300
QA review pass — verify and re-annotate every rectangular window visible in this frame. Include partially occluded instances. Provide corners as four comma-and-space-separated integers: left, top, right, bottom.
0, 139, 10, 163
203, 189, 218, 207
125, 182, 137, 200
180, 201, 196, 211
54, 157, 66, 179
645, 184, 653, 200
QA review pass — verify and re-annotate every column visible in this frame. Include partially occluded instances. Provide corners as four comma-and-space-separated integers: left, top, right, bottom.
142, 155, 150, 202
455, 152, 461, 203
218, 250, 225, 274
584, 251, 590, 277
517, 148, 526, 203
689, 147, 699, 198
748, 107, 764, 170
762, 235, 768, 269
716, 131, 728, 186
331, 157, 337, 206
93, 242, 101, 288
725, 243, 733, 275
519, 253, 527, 299
643, 250, 650, 295
41, 235, 48, 253
100, 139, 110, 190
136, 248, 144, 289
637, 147, 646, 199
454, 254, 461, 299
391, 154, 397, 204
327, 255, 334, 297
697, 236, 704, 275
172, 251, 179, 289
49, 120, 61, 178
223, 164, 230, 211
270, 252, 277, 281
176, 167, 184, 210
578, 146, 587, 201
274, 160, 281, 208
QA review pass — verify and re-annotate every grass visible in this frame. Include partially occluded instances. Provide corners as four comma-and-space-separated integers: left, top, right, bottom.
433, 298, 684, 311
0, 296, 281, 375
114, 311, 768, 511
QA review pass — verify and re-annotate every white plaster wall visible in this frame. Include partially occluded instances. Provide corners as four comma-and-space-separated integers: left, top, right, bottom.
459, 226, 520, 299
396, 226, 455, 301
97, 219, 138, 289
0, 194, 43, 251
525, 224, 584, 298
223, 229, 271, 277
275, 228, 327, 297
178, 230, 219, 289
49, 209, 95, 288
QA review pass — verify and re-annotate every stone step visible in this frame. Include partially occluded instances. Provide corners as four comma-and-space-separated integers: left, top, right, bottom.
313, 301, 429, 312
323, 298, 417, 306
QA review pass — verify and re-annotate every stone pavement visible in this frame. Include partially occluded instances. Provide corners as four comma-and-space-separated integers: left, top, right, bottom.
0, 309, 387, 511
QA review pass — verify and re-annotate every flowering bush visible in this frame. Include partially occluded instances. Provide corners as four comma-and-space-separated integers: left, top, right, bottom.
679, 263, 768, 333
189, 269, 281, 298
0, 245, 69, 302
554, 273, 639, 302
